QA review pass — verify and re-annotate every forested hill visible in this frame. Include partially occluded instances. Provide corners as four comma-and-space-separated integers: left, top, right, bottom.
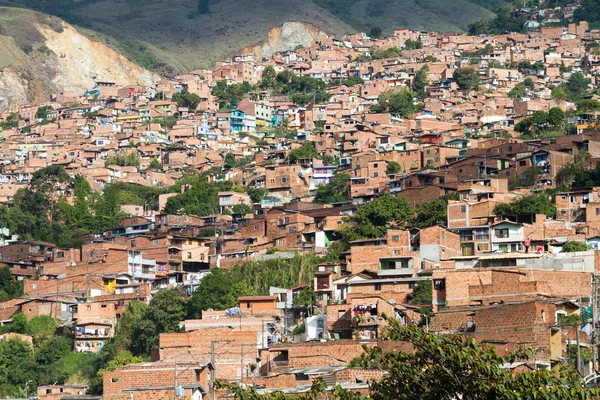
1, 0, 496, 72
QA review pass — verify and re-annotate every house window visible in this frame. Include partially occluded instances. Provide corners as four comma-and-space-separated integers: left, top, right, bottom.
187, 252, 192, 259
277, 239, 284, 246
247, 302, 253, 308
460, 206, 466, 213
495, 229, 509, 238
374, 283, 382, 291
282, 177, 287, 183
131, 240, 136, 248
393, 250, 401, 255
441, 232, 445, 240
374, 172, 378, 178
434, 279, 446, 290
392, 235, 399, 242
57, 251, 64, 258
597, 208, 600, 215
270, 178, 275, 184
374, 163, 378, 168
477, 243, 489, 251
200, 254, 205, 261
519, 161, 526, 166
254, 224, 259, 231
153, 240, 159, 246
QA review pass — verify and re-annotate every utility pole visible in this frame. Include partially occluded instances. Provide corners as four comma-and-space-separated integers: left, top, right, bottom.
174, 357, 178, 400
211, 341, 216, 400
593, 274, 600, 371
577, 323, 582, 376
211, 340, 233, 400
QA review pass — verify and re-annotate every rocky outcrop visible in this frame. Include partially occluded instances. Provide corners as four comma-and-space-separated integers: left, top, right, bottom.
0, 8, 157, 112
242, 21, 329, 60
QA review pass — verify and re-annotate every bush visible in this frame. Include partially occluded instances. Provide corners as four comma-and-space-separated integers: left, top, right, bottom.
562, 241, 591, 253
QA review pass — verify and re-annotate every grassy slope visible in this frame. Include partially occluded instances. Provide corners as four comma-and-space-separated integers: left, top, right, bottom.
0, 7, 61, 96
68, 0, 355, 71
313, 0, 494, 34
1, 0, 498, 73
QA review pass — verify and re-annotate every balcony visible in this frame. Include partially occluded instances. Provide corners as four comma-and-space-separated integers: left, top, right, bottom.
378, 258, 413, 277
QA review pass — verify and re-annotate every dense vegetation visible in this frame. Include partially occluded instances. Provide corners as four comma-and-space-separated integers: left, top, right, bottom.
468, 6, 526, 34
0, 314, 99, 398
493, 193, 556, 218
220, 321, 599, 399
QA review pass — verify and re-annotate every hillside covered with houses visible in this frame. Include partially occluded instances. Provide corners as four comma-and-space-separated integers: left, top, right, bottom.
3, 1, 600, 398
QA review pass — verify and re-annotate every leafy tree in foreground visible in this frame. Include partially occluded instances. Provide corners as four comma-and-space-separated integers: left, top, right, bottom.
218, 321, 599, 400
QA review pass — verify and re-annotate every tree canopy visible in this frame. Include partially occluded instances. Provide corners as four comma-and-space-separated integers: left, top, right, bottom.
371, 89, 420, 117
341, 194, 413, 241
412, 199, 447, 229
172, 91, 202, 110
493, 193, 556, 218
453, 67, 480, 91
315, 173, 351, 204
219, 322, 598, 400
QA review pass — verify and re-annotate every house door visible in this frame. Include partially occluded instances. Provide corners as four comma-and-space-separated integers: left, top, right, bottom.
462, 244, 474, 256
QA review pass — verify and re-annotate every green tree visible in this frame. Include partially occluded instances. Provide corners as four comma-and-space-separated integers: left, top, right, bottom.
35, 106, 53, 120
0, 266, 23, 300
371, 88, 420, 117
413, 199, 447, 229
551, 86, 568, 100
371, 47, 402, 59
344, 194, 413, 241
220, 322, 599, 399
493, 193, 556, 218
224, 152, 237, 169
386, 161, 402, 175
149, 157, 162, 170
412, 65, 429, 99
565, 71, 589, 100
292, 288, 314, 309
172, 91, 202, 111
232, 204, 253, 215
288, 142, 318, 164
247, 186, 268, 203
261, 66, 277, 89
368, 27, 383, 38
315, 173, 350, 204
508, 83, 527, 99
404, 39, 422, 50
340, 76, 364, 87
89, 350, 144, 394
547, 107, 565, 127
562, 241, 591, 252
0, 338, 39, 397
188, 268, 250, 317
453, 67, 480, 91
577, 99, 600, 113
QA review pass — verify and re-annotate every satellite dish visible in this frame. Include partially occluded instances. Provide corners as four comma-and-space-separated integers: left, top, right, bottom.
389, 299, 396, 305
71, 262, 76, 267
